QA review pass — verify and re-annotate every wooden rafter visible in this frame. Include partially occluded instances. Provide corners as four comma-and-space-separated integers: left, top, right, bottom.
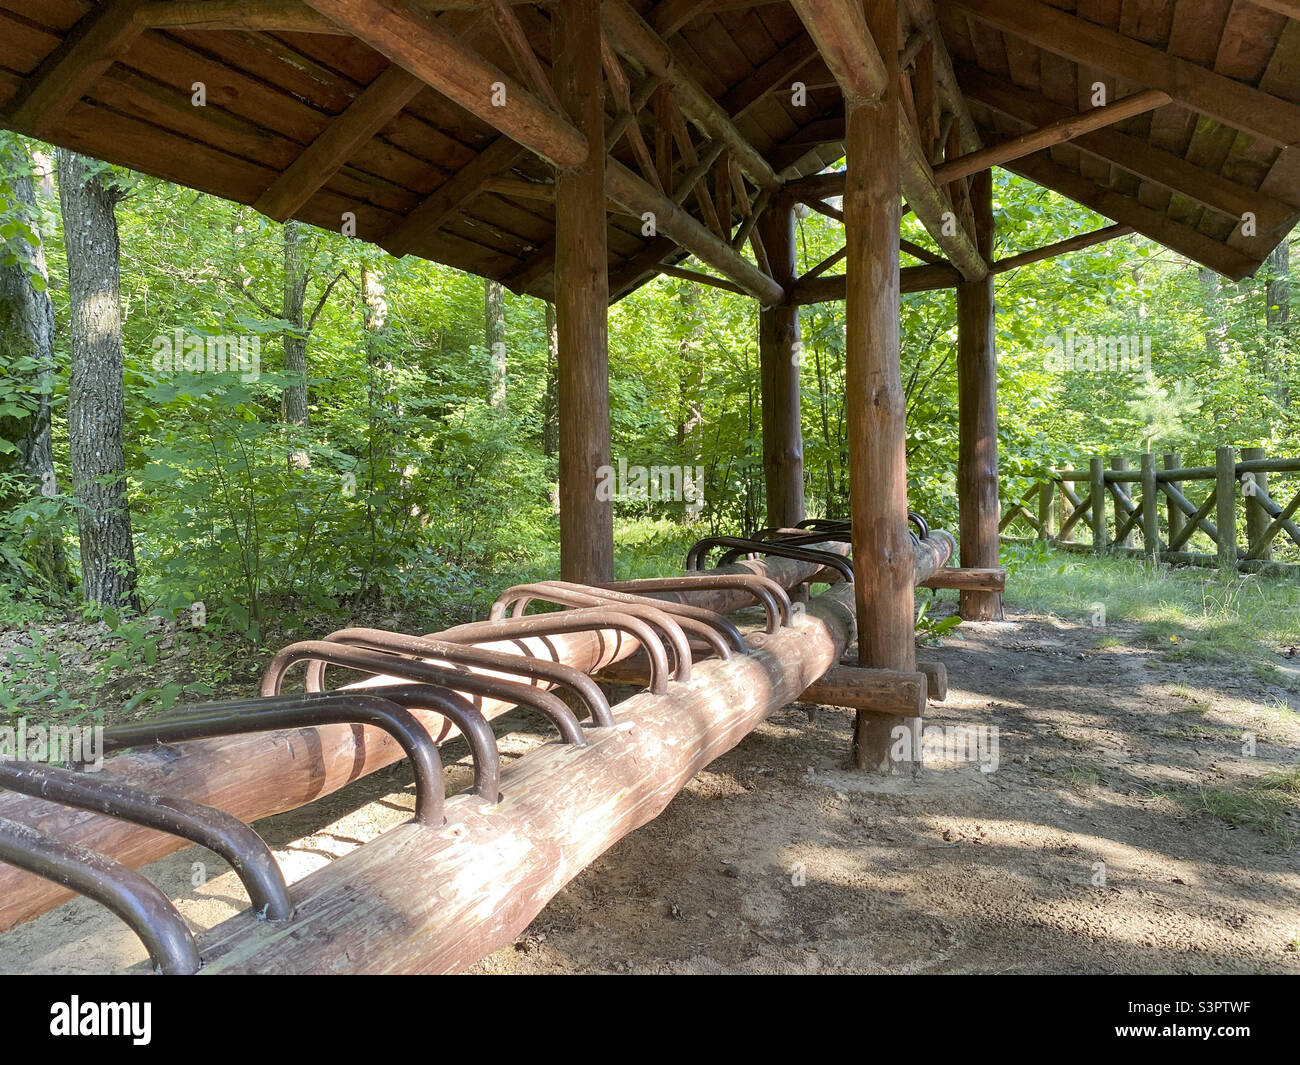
483, 0, 563, 114
931, 88, 1171, 186
601, 32, 663, 193
254, 65, 425, 222
602, 0, 779, 190
648, 0, 717, 37
946, 0, 1300, 148
662, 89, 724, 235
719, 35, 820, 122
304, 0, 587, 169
1246, 1, 1300, 18
991, 223, 1134, 274
1005, 152, 1260, 280
903, 0, 980, 152
8, 0, 146, 136
958, 65, 1297, 238
135, 0, 345, 33
788, 0, 889, 102
790, 262, 962, 304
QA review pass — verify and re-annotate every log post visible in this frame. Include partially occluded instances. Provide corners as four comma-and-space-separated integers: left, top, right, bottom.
1037, 477, 1054, 540
1242, 445, 1271, 561
1089, 456, 1107, 553
758, 200, 805, 528
844, 0, 915, 772
554, 0, 614, 582
1215, 445, 1238, 571
1111, 456, 1132, 547
1164, 452, 1183, 547
955, 169, 1001, 620
1140, 451, 1159, 562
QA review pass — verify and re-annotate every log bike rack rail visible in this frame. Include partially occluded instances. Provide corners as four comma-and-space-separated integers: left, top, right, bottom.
0, 816, 201, 975
686, 535, 856, 582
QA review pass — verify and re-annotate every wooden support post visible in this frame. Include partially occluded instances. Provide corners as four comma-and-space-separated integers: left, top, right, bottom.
1089, 457, 1108, 553
1216, 446, 1238, 571
1164, 452, 1184, 549
1140, 451, 1160, 562
845, 0, 915, 772
1242, 446, 1272, 562
554, 0, 613, 583
955, 169, 1001, 621
758, 201, 804, 528
1111, 456, 1132, 547
1037, 478, 1054, 540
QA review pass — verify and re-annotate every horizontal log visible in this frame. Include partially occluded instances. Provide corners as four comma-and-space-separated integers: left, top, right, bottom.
801, 665, 926, 716
1034, 539, 1300, 577
0, 548, 850, 933
919, 567, 1006, 592
789, 262, 962, 304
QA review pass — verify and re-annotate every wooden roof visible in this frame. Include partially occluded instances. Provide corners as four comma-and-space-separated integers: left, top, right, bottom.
1, 0, 1297, 301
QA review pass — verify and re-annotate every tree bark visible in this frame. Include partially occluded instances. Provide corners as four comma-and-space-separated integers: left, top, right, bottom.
56, 148, 140, 612
541, 301, 558, 457
282, 220, 310, 426
0, 143, 67, 588
485, 278, 506, 407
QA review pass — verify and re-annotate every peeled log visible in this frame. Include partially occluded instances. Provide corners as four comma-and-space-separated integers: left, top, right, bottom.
0, 551, 846, 933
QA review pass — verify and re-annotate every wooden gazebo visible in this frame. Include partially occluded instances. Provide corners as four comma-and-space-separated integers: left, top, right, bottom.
2, 0, 1297, 770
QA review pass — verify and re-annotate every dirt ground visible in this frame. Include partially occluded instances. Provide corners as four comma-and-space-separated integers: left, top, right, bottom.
1, 604, 1298, 975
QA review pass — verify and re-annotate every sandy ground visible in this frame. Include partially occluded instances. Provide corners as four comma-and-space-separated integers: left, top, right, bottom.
1, 606, 1297, 975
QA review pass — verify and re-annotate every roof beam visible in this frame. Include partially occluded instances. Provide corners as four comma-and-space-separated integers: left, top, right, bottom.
991, 223, 1134, 274
790, 0, 986, 279
304, 0, 587, 169
602, 0, 779, 190
788, 0, 889, 102
945, 0, 1300, 148
605, 159, 784, 304
254, 65, 425, 222
902, 0, 979, 152
1244, 1, 1300, 19
932, 88, 1170, 185
718, 35, 820, 121
1006, 152, 1260, 280
8, 0, 146, 136
958, 65, 1297, 237
135, 0, 346, 33
790, 262, 962, 304
483, 0, 564, 114
648, 0, 717, 36
383, 135, 526, 257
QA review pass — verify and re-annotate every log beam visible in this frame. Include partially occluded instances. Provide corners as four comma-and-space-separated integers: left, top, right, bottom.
789, 262, 961, 304
135, 0, 347, 33
758, 200, 805, 527
992, 223, 1133, 274
947, 0, 1300, 148
8, 0, 147, 136
788, 0, 889, 103
800, 665, 927, 717
602, 0, 779, 190
304, 0, 587, 169
955, 169, 1002, 620
554, 0, 614, 584
844, 0, 917, 772
919, 567, 1005, 592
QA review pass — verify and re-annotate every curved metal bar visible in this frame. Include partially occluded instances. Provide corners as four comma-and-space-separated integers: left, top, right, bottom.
750, 528, 852, 547
434, 608, 676, 694
688, 536, 855, 582
302, 628, 614, 728
0, 762, 291, 921
103, 693, 445, 826
599, 575, 793, 632
487, 589, 696, 683
542, 581, 745, 655
493, 581, 725, 665
795, 518, 851, 531
0, 816, 201, 975
908, 511, 930, 541
263, 643, 586, 747
339, 684, 501, 802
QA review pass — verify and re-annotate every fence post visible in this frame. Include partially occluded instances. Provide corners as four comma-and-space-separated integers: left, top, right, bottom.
1241, 445, 1271, 562
1140, 452, 1159, 562
1037, 476, 1054, 541
1111, 456, 1132, 547
1090, 456, 1107, 554
1215, 446, 1238, 571
1163, 452, 1183, 548
1060, 467, 1073, 543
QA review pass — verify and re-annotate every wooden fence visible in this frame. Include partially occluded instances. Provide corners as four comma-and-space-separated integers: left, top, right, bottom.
1000, 447, 1300, 577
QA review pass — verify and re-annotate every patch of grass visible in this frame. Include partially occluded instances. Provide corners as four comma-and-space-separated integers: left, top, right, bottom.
1059, 765, 1101, 790
1093, 634, 1124, 650
1194, 768, 1300, 845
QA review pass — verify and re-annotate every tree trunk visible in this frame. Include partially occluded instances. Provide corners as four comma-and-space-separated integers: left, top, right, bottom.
541, 301, 558, 457
56, 148, 140, 612
0, 143, 67, 589
282, 220, 309, 426
485, 278, 506, 407
1265, 233, 1290, 411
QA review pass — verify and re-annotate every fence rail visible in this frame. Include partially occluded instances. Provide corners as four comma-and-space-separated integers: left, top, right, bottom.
1000, 447, 1300, 578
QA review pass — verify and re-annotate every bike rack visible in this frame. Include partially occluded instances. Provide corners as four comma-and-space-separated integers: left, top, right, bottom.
0, 816, 201, 975
0, 761, 291, 921
686, 536, 855, 583
597, 575, 793, 632
103, 692, 447, 826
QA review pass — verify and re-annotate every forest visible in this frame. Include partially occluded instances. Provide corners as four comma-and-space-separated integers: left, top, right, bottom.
0, 129, 1296, 716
